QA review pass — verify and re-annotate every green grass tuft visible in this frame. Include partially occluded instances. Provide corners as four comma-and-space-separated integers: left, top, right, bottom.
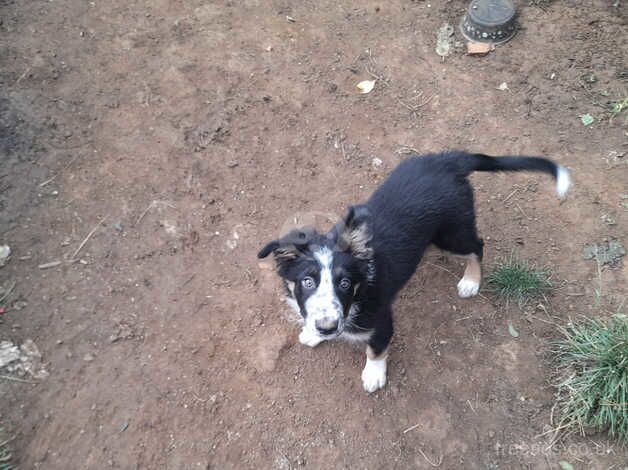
553, 315, 628, 441
485, 256, 552, 306
609, 96, 628, 123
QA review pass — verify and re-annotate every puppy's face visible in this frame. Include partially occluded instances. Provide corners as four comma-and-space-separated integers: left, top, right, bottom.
258, 206, 373, 339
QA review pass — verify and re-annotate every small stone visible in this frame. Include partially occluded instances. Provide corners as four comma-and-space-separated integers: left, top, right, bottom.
113, 222, 123, 232
371, 157, 383, 169
83, 353, 95, 362
0, 245, 11, 267
226, 160, 239, 168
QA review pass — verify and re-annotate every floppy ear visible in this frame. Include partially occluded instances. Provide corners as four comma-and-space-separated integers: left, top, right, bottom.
257, 227, 316, 261
257, 240, 300, 261
336, 205, 373, 260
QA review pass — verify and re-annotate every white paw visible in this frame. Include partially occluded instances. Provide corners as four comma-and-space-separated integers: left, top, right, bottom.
361, 357, 387, 393
457, 278, 480, 298
299, 328, 323, 348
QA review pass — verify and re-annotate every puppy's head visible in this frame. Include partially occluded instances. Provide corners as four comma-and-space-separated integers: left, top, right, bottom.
258, 205, 374, 339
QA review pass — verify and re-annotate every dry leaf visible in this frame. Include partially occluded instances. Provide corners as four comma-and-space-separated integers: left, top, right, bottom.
467, 42, 493, 55
356, 80, 376, 94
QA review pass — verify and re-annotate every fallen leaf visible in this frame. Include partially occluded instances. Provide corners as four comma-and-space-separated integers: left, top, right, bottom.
559, 461, 574, 470
508, 323, 519, 338
580, 113, 595, 126
356, 80, 376, 94
467, 42, 493, 55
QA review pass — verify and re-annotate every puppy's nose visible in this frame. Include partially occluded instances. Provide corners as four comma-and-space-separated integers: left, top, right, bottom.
315, 318, 339, 335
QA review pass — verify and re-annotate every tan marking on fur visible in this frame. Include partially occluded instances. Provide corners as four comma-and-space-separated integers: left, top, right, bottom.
343, 223, 373, 259
275, 245, 299, 260
286, 281, 295, 295
461, 254, 482, 284
366, 345, 388, 360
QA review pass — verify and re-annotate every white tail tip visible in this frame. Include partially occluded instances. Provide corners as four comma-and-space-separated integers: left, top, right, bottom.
556, 166, 571, 198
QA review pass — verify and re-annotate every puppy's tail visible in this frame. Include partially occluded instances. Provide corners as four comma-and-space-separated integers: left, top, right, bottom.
464, 153, 571, 198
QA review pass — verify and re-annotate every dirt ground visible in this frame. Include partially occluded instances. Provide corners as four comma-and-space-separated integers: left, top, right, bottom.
1, 0, 627, 468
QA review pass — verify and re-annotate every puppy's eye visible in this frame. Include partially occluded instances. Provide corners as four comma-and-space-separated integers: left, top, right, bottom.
339, 278, 352, 291
301, 276, 316, 290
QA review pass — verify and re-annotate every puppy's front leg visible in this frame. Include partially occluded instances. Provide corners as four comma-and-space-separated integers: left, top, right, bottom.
361, 312, 393, 393
298, 328, 324, 348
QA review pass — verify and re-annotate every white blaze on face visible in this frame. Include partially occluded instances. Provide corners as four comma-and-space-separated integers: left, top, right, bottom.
304, 247, 343, 334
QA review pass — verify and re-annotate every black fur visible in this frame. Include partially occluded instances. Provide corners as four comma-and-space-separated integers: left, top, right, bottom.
259, 151, 567, 365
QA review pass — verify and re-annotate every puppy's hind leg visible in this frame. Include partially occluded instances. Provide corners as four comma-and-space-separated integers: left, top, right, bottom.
457, 253, 482, 298
433, 217, 484, 298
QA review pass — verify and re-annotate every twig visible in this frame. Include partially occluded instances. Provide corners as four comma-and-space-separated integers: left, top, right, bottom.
418, 448, 443, 467
396, 146, 420, 155
403, 422, 421, 434
466, 399, 477, 415
424, 262, 457, 278
397, 95, 435, 116
528, 315, 559, 327
39, 155, 80, 187
134, 200, 176, 227
502, 188, 519, 204
414, 94, 435, 109
515, 203, 529, 218
181, 274, 196, 289
0, 281, 16, 303
135, 202, 155, 226
71, 216, 108, 259
397, 99, 417, 112
191, 392, 208, 403
595, 252, 603, 298
0, 374, 37, 384
548, 403, 556, 428
15, 67, 31, 85
38, 260, 62, 269
534, 422, 573, 439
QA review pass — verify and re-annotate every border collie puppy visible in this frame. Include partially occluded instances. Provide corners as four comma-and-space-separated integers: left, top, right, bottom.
258, 151, 570, 393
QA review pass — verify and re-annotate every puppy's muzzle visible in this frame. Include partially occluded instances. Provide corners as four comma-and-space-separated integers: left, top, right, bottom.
315, 317, 340, 335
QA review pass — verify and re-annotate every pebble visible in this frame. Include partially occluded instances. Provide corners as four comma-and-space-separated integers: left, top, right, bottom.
0, 245, 11, 267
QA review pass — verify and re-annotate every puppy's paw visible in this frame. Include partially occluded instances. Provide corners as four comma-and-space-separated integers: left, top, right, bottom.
457, 278, 480, 298
361, 357, 387, 393
299, 328, 323, 348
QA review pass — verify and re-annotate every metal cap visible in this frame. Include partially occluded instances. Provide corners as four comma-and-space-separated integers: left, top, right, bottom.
460, 0, 517, 44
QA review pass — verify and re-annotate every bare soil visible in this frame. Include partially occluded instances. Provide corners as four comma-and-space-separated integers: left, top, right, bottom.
1, 0, 627, 468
